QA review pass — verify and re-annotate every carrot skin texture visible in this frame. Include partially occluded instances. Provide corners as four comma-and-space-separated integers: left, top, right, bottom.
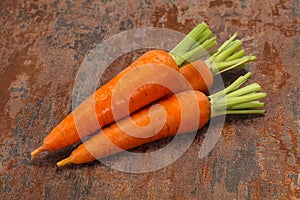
179, 60, 213, 94
37, 50, 178, 152
58, 90, 211, 166
34, 51, 214, 155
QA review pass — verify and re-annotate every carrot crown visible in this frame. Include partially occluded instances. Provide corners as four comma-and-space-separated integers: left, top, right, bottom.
169, 22, 217, 66
209, 72, 267, 117
169, 23, 256, 74
205, 33, 256, 74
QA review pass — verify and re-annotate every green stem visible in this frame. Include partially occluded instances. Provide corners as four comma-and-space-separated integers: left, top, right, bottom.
225, 49, 245, 61
202, 33, 256, 74
229, 101, 265, 109
213, 56, 256, 73
214, 40, 242, 62
196, 28, 213, 45
209, 73, 267, 117
226, 83, 261, 97
213, 93, 267, 110
212, 32, 238, 59
209, 72, 252, 100
175, 37, 217, 66
190, 28, 212, 50
170, 22, 208, 57
169, 24, 255, 74
211, 109, 266, 117
225, 110, 266, 114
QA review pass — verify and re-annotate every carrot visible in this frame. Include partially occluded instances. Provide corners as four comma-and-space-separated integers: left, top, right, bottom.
31, 22, 214, 156
57, 72, 267, 167
32, 50, 179, 154
31, 23, 255, 157
57, 90, 211, 166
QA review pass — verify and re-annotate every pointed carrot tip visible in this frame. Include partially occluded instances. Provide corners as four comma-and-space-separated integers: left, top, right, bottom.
57, 157, 73, 167
31, 146, 44, 157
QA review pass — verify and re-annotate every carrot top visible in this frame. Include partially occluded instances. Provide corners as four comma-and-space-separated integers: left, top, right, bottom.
209, 72, 267, 117
169, 23, 256, 74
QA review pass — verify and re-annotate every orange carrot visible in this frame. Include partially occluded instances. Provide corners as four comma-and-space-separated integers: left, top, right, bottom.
32, 52, 213, 156
31, 50, 179, 155
57, 73, 267, 167
179, 60, 213, 94
57, 90, 211, 166
31, 25, 255, 157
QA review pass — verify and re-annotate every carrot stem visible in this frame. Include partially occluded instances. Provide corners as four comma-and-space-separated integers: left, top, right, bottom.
195, 28, 213, 45
214, 40, 242, 62
189, 28, 213, 50
212, 32, 238, 58
211, 109, 266, 117
226, 83, 261, 97
169, 22, 218, 66
170, 23, 256, 73
170, 22, 209, 57
225, 49, 245, 61
170, 24, 255, 74
200, 32, 255, 74
213, 93, 267, 110
209, 72, 267, 117
213, 55, 256, 74
207, 40, 256, 74
175, 37, 217, 66
229, 101, 265, 110
209, 72, 252, 99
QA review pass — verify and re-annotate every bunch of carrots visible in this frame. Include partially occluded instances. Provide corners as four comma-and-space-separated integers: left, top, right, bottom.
31, 22, 267, 167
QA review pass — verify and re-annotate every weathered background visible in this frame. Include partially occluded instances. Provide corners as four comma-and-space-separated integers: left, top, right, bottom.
1, 0, 299, 199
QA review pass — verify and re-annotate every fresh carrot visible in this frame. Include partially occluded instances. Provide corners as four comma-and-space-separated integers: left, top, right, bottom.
57, 72, 267, 167
31, 22, 214, 156
32, 50, 179, 154
31, 23, 255, 157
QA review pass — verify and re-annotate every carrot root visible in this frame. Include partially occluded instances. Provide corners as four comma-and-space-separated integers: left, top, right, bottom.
57, 157, 73, 167
31, 146, 44, 157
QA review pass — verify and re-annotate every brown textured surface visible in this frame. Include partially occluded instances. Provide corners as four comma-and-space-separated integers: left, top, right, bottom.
1, 0, 299, 199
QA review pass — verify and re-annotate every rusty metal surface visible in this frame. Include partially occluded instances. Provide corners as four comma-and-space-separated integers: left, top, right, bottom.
1, 0, 299, 199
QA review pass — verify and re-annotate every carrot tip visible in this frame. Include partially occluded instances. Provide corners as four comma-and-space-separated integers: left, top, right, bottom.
57, 157, 73, 167
31, 146, 44, 157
